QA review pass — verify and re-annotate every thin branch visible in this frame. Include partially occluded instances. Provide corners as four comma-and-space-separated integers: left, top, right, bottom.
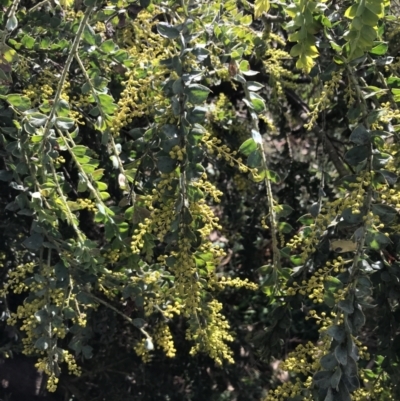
83, 291, 152, 340
39, 6, 94, 155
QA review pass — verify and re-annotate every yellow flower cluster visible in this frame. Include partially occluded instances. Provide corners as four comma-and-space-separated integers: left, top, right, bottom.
209, 93, 236, 124
287, 173, 372, 262
286, 258, 347, 302
63, 349, 82, 376
131, 217, 152, 254
304, 70, 342, 130
103, 248, 120, 264
306, 310, 344, 333
134, 338, 152, 363
263, 48, 297, 98
154, 323, 176, 358
60, 79, 86, 125
281, 340, 328, 373
193, 173, 224, 202
190, 200, 222, 238
264, 376, 313, 401
1, 261, 36, 295
265, 337, 330, 401
202, 132, 258, 177
344, 79, 357, 107
169, 145, 186, 161
111, 10, 170, 135
46, 374, 59, 393
211, 276, 258, 291
187, 300, 234, 366
354, 371, 394, 400
162, 301, 184, 319
75, 198, 97, 212
22, 68, 56, 106
169, 237, 202, 315
35, 350, 81, 392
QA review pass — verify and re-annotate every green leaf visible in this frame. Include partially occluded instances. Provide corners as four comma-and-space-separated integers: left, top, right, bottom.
6, 94, 31, 111
309, 202, 320, 218
341, 207, 364, 225
372, 204, 397, 224
98, 94, 117, 115
324, 276, 343, 293
254, 0, 270, 18
82, 164, 97, 174
320, 353, 338, 370
83, 24, 96, 45
365, 0, 384, 17
187, 186, 204, 202
370, 42, 388, 55
355, 276, 372, 297
28, 112, 48, 127
133, 207, 151, 224
298, 214, 314, 225
278, 221, 293, 234
185, 84, 211, 104
100, 192, 110, 200
351, 308, 366, 332
330, 366, 342, 390
21, 35, 35, 49
22, 233, 44, 250
276, 204, 293, 219
239, 60, 250, 72
313, 371, 332, 389
157, 156, 177, 173
72, 145, 87, 157
350, 125, 370, 145
344, 145, 370, 165
247, 149, 262, 168
157, 22, 180, 39
56, 117, 75, 130
172, 78, 184, 95
338, 299, 354, 314
55, 99, 70, 117
335, 343, 348, 365
92, 169, 105, 181
100, 39, 117, 53
266, 170, 280, 183
231, 48, 244, 60
326, 325, 346, 343
343, 356, 358, 377
377, 170, 397, 185
239, 138, 257, 156
366, 230, 390, 250
342, 375, 360, 393
35, 337, 49, 351
249, 92, 266, 113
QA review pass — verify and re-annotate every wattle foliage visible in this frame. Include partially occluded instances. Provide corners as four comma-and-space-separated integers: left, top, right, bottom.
0, 0, 400, 400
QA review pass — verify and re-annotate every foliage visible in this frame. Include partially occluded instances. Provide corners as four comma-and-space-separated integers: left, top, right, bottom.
1, 0, 400, 400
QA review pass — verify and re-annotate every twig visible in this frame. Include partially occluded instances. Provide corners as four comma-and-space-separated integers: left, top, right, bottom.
39, 6, 94, 155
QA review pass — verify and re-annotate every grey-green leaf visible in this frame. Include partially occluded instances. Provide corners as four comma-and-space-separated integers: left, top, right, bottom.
157, 22, 180, 39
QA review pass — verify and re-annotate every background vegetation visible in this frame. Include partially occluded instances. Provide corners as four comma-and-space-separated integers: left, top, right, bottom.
1, 0, 400, 400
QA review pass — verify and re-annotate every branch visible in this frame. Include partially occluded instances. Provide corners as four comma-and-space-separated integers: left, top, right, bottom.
39, 6, 94, 155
